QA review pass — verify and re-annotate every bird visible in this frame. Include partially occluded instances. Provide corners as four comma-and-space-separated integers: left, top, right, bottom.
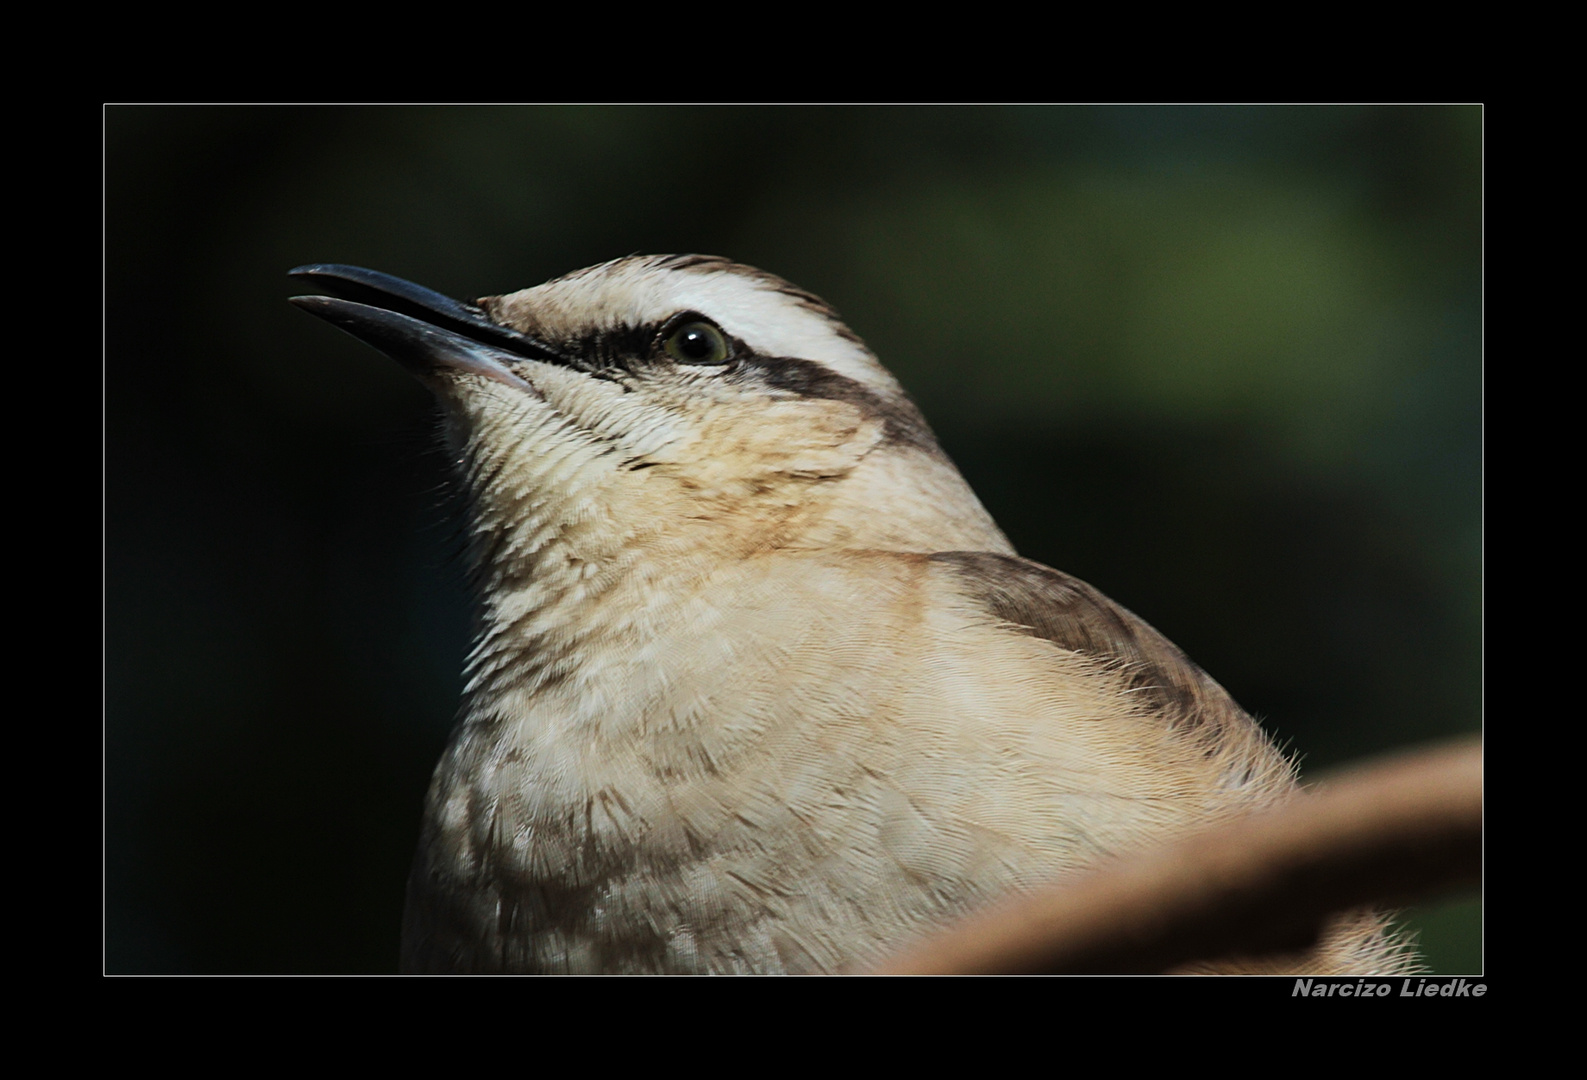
289, 255, 1411, 974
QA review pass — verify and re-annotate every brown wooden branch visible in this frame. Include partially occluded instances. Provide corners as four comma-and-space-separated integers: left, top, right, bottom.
872, 739, 1481, 975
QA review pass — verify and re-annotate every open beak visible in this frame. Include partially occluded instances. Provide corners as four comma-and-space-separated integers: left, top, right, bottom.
289, 264, 561, 393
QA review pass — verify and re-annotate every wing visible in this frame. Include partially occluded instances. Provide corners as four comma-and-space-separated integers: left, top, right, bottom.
928, 550, 1292, 787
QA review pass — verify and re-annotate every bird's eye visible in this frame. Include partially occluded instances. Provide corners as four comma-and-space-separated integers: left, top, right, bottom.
662, 320, 731, 365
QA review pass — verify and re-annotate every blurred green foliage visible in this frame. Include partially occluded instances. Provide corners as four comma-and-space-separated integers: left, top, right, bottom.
107, 105, 1480, 974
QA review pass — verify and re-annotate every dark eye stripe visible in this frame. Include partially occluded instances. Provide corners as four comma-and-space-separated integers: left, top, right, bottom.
554, 318, 941, 459
741, 355, 944, 459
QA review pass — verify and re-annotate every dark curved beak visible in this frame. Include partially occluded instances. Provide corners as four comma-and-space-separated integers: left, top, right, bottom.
288, 264, 560, 392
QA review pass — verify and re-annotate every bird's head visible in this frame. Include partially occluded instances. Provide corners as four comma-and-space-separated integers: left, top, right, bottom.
290, 255, 1008, 590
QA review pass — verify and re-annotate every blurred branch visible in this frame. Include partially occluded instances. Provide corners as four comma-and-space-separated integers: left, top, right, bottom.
874, 739, 1481, 975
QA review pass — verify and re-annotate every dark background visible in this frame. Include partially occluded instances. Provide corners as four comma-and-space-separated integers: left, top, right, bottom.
106, 105, 1482, 974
